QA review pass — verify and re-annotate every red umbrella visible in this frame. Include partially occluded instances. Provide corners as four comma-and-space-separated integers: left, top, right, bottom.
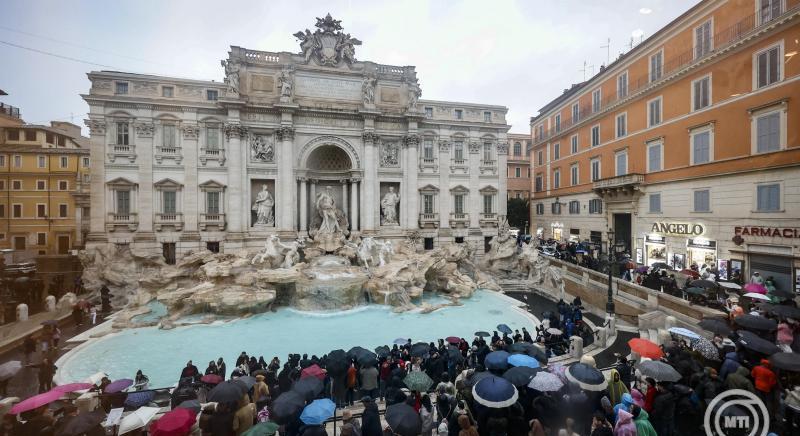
300, 364, 326, 381
744, 283, 768, 295
52, 383, 94, 393
200, 374, 223, 385
446, 336, 461, 345
149, 407, 196, 436
680, 269, 700, 279
628, 338, 664, 359
9, 390, 63, 414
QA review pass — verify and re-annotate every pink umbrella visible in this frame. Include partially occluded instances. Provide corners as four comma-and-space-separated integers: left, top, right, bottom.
300, 364, 326, 381
9, 390, 63, 414
52, 383, 94, 393
744, 283, 768, 294
104, 378, 134, 393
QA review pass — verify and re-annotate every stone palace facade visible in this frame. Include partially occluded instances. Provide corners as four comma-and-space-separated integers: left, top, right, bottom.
82, 15, 510, 261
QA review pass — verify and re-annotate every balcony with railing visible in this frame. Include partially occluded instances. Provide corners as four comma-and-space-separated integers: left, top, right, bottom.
0, 103, 21, 119
155, 145, 183, 164
107, 143, 136, 163
532, 3, 798, 145
106, 212, 138, 232
593, 173, 645, 199
418, 212, 439, 228
479, 159, 497, 175
155, 212, 184, 231
479, 212, 498, 226
200, 147, 226, 165
449, 212, 469, 228
450, 158, 468, 174
418, 156, 438, 173
200, 212, 226, 231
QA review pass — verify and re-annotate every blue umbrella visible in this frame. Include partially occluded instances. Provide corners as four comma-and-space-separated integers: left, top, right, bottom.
472, 375, 519, 408
497, 324, 513, 335
299, 398, 336, 425
485, 351, 510, 371
566, 363, 607, 392
507, 354, 540, 369
124, 390, 155, 407
668, 327, 700, 340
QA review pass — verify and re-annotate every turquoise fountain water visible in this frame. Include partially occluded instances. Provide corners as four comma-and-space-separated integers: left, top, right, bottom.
57, 291, 534, 387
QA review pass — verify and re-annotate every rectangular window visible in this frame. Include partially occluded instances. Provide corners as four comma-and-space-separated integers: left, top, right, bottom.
423, 194, 434, 214
59, 204, 68, 218
649, 50, 663, 82
513, 142, 522, 156
206, 90, 218, 100
617, 72, 628, 99
692, 75, 711, 110
535, 175, 543, 192
0, 155, 5, 167
13, 155, 21, 167
24, 130, 36, 141
60, 156, 68, 168
615, 152, 627, 176
453, 141, 464, 161
570, 164, 579, 185
37, 233, 46, 246
571, 103, 579, 122
454, 109, 463, 120
515, 167, 521, 178
0, 205, 4, 217
756, 184, 780, 211
57, 136, 65, 147
756, 45, 781, 88
46, 133, 54, 144
116, 190, 131, 215
116, 122, 129, 145
115, 82, 129, 94
591, 125, 600, 147
58, 180, 68, 190
163, 191, 177, 214
7, 130, 19, 141
162, 86, 174, 97
551, 203, 561, 214
649, 193, 661, 213
11, 180, 21, 190
693, 189, 710, 212
756, 111, 781, 153
589, 199, 603, 214
527, 168, 531, 178
647, 141, 663, 172
569, 200, 580, 214
535, 203, 544, 215
484, 111, 491, 122
592, 89, 601, 113
760, 0, 784, 24
692, 130, 712, 164
553, 169, 560, 189
694, 19, 712, 59
0, 180, 4, 190
206, 127, 220, 149
37, 204, 46, 218
37, 155, 46, 168
423, 139, 434, 159
12, 204, 21, 218
537, 150, 543, 166
454, 195, 465, 214
206, 191, 220, 214
483, 143, 492, 162
483, 195, 493, 214
36, 180, 46, 190
616, 113, 627, 138
82, 157, 90, 167
591, 159, 601, 181
648, 97, 662, 127
554, 114, 561, 132
163, 125, 177, 147
553, 143, 560, 160
425, 107, 433, 118
570, 135, 578, 154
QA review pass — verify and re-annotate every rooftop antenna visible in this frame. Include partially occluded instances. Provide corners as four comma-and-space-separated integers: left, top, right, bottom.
601, 37, 611, 64
579, 61, 594, 81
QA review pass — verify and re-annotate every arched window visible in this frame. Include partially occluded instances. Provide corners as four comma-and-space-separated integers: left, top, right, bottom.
513, 142, 522, 156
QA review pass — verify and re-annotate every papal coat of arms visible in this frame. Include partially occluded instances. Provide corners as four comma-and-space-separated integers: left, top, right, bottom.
294, 14, 362, 67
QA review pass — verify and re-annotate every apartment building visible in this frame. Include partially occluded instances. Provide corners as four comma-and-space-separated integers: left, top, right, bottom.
506, 133, 532, 200
530, 0, 800, 292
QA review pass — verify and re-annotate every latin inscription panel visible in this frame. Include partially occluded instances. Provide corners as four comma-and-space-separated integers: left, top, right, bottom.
295, 75, 361, 101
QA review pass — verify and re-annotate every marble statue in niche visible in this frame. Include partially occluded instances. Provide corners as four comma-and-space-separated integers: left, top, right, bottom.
252, 184, 275, 226
381, 186, 400, 225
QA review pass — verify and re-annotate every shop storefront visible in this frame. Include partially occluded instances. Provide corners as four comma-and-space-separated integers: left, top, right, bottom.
686, 238, 717, 269
551, 223, 563, 241
569, 228, 580, 242
645, 234, 667, 266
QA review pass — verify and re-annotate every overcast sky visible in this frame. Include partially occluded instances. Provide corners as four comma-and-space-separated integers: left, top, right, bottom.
1, 0, 697, 134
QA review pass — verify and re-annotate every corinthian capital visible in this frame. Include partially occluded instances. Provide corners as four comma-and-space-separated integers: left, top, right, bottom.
84, 119, 106, 136
496, 141, 509, 155
362, 131, 380, 144
403, 134, 420, 147
224, 123, 248, 139
276, 126, 295, 141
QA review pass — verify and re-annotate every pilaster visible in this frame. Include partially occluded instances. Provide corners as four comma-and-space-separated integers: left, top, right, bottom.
181, 118, 200, 233
438, 140, 451, 230
497, 140, 509, 216
404, 134, 420, 232
468, 140, 481, 229
85, 117, 107, 239
135, 118, 155, 233
276, 126, 296, 232
224, 122, 247, 234
362, 131, 380, 232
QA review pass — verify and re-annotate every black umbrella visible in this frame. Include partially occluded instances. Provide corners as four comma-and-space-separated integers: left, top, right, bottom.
733, 314, 777, 332
652, 262, 670, 270
465, 371, 493, 388
375, 345, 391, 357
347, 346, 372, 359
385, 403, 422, 436
271, 391, 306, 424
410, 342, 430, 358
690, 279, 717, 289
698, 319, 732, 336
292, 375, 324, 401
326, 350, 349, 377
475, 331, 491, 337
208, 380, 245, 403
497, 324, 513, 335
768, 287, 795, 299
55, 410, 106, 436
356, 351, 378, 367
502, 366, 539, 387
770, 352, 800, 372
233, 376, 257, 391
508, 342, 548, 364
684, 287, 707, 296
736, 330, 780, 355
759, 303, 800, 319
446, 347, 464, 364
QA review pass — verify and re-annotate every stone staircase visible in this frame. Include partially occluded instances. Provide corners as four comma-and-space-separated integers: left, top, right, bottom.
497, 279, 530, 293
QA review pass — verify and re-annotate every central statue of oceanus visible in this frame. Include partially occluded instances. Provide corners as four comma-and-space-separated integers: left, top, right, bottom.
308, 186, 349, 253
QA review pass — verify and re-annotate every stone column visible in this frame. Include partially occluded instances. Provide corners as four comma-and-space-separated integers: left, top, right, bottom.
341, 179, 348, 218
276, 126, 296, 232
85, 117, 106, 238
350, 178, 360, 231
224, 123, 247, 234
135, 119, 155, 234
181, 122, 200, 234
74, 205, 83, 246
404, 136, 420, 231
497, 141, 509, 217
468, 141, 481, 229
362, 132, 379, 232
438, 140, 451, 229
299, 177, 308, 231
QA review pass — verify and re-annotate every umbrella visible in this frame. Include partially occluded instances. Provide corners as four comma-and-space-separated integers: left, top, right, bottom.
759, 303, 800, 319
410, 342, 430, 358
681, 269, 700, 279
446, 336, 461, 345
769, 287, 795, 299
385, 403, 423, 436
124, 390, 155, 408
149, 407, 196, 436
52, 382, 93, 393
737, 330, 780, 355
690, 279, 717, 289
9, 390, 63, 414
40, 320, 58, 326
299, 398, 335, 425
507, 354, 540, 369
233, 376, 257, 392
446, 347, 464, 364
497, 324, 513, 335
718, 282, 742, 290
271, 391, 306, 424
300, 364, 326, 381
743, 283, 768, 294
638, 360, 682, 382
508, 342, 548, 364
684, 287, 707, 296
177, 399, 202, 414
374, 345, 391, 357
743, 292, 771, 301
667, 327, 700, 340
403, 371, 434, 392
472, 375, 519, 408
485, 351, 511, 371
104, 378, 133, 393
325, 350, 349, 376
635, 266, 649, 273
770, 352, 800, 372
200, 374, 223, 385
118, 406, 160, 435
690, 337, 721, 360
474, 331, 491, 338
546, 328, 563, 336
208, 380, 246, 403
465, 371, 493, 388
393, 338, 408, 345
57, 410, 106, 436
733, 314, 777, 332
699, 319, 732, 336
292, 376, 323, 401
652, 262, 670, 270
566, 363, 607, 391
242, 422, 280, 436
502, 367, 539, 387
0, 361, 22, 381
527, 371, 563, 392
628, 338, 664, 359
356, 352, 378, 367
347, 346, 372, 359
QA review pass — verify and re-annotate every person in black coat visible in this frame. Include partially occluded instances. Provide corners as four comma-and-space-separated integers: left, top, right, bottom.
298, 424, 328, 436
360, 397, 382, 436
650, 382, 676, 436
615, 355, 632, 389
180, 360, 200, 382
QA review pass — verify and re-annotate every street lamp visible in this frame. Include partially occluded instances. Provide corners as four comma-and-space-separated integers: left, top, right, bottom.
606, 230, 616, 315
524, 220, 529, 236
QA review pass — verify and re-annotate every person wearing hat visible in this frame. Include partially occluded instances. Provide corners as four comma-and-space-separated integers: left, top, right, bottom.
253, 374, 270, 410
361, 397, 382, 436
340, 409, 361, 436
750, 271, 764, 284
